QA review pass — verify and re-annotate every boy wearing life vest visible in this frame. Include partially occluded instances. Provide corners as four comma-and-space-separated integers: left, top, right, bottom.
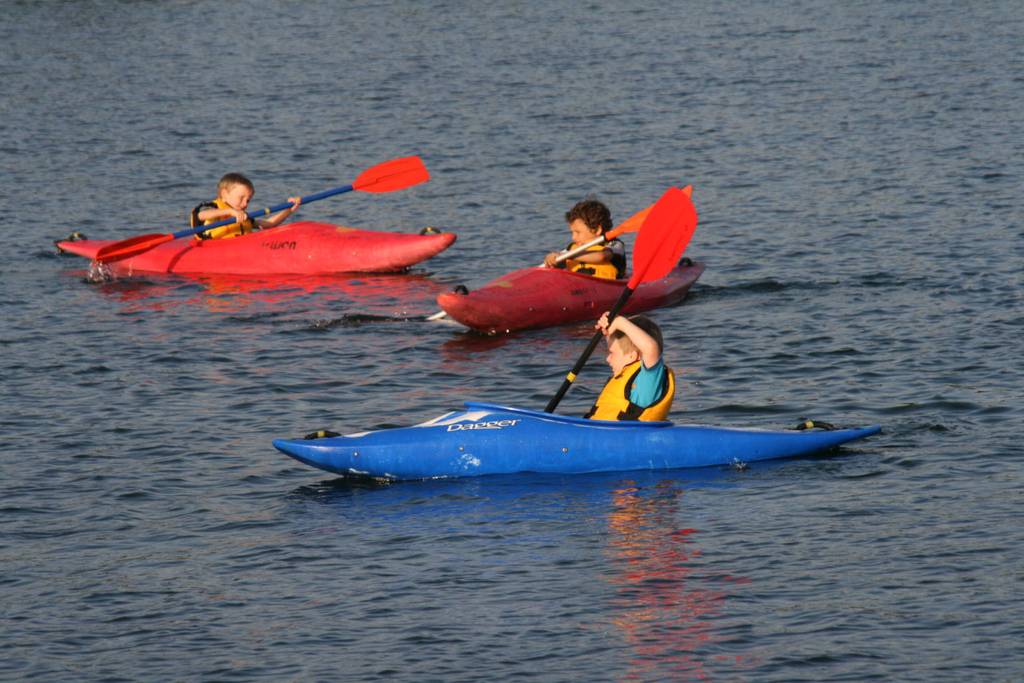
543, 198, 625, 279
585, 312, 675, 421
191, 173, 301, 240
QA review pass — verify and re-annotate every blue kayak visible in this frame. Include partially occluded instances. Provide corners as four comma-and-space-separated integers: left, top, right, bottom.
273, 402, 881, 481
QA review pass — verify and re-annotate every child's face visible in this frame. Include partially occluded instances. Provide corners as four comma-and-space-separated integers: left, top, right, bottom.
568, 218, 602, 245
220, 183, 254, 211
605, 337, 639, 376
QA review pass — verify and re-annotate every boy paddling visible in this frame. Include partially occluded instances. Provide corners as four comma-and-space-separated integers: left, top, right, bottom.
192, 173, 301, 240
585, 312, 675, 421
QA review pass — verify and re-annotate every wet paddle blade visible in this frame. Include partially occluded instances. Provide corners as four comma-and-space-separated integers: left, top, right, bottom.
353, 155, 430, 193
607, 184, 692, 240
627, 186, 698, 289
95, 233, 174, 263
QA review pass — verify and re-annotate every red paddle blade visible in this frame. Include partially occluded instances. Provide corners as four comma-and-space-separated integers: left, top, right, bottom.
608, 184, 692, 240
95, 233, 175, 263
627, 186, 698, 289
352, 155, 430, 193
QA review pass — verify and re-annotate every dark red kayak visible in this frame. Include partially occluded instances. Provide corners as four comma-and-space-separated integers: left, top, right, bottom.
56, 221, 456, 275
436, 260, 704, 334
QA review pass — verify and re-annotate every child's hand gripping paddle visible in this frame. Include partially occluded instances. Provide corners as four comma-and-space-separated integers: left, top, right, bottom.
94, 156, 430, 263
544, 186, 698, 414
552, 185, 692, 265
425, 186, 692, 323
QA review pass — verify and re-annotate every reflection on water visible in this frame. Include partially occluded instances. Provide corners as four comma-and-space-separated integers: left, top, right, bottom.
439, 322, 593, 360
439, 329, 529, 356
75, 269, 450, 316
605, 480, 751, 681
88, 277, 201, 313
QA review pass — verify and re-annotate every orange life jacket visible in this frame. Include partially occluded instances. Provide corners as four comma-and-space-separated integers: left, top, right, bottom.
585, 360, 675, 421
563, 238, 626, 279
190, 198, 255, 240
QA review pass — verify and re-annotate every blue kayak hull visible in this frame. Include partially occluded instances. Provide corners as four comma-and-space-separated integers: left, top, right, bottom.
273, 402, 881, 481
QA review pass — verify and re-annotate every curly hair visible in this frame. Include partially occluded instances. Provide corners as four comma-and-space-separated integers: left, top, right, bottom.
565, 197, 612, 235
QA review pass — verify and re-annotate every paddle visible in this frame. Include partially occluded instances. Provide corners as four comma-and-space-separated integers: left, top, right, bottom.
94, 156, 430, 263
426, 186, 692, 323
544, 186, 697, 414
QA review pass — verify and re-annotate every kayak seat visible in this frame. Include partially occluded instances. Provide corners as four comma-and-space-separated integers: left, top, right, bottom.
794, 419, 837, 431
303, 429, 341, 440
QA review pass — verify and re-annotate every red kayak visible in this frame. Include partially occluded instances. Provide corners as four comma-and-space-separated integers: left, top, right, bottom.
436, 260, 705, 334
55, 221, 456, 275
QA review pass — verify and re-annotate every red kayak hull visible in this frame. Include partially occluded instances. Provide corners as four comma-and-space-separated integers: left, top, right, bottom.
55, 221, 456, 275
436, 261, 705, 333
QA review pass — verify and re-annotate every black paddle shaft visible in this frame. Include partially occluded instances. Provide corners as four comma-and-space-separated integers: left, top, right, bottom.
544, 286, 634, 413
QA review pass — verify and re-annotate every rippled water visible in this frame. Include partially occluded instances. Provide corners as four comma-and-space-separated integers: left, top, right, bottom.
2, 1, 1022, 680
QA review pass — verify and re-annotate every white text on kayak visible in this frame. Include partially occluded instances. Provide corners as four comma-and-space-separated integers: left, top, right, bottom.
447, 419, 521, 432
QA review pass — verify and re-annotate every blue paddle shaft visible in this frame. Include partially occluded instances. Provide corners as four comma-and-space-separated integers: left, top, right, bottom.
170, 184, 355, 239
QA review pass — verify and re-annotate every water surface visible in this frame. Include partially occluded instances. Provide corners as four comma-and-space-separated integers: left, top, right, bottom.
1, 1, 1022, 681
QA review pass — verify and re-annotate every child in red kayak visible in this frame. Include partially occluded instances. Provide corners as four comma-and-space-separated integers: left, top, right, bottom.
191, 173, 301, 240
585, 312, 675, 421
543, 197, 625, 279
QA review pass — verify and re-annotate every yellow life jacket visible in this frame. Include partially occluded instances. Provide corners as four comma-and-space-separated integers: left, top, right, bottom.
190, 198, 255, 240
564, 241, 624, 280
585, 360, 675, 421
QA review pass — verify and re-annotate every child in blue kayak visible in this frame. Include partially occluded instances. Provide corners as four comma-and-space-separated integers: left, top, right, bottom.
543, 197, 625, 279
585, 312, 675, 421
191, 173, 301, 240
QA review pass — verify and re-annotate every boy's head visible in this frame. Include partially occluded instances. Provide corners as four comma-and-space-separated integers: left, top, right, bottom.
565, 198, 612, 242
605, 315, 663, 375
217, 173, 255, 211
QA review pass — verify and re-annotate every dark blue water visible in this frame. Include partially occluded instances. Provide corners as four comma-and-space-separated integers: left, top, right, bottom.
2, 1, 1022, 680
